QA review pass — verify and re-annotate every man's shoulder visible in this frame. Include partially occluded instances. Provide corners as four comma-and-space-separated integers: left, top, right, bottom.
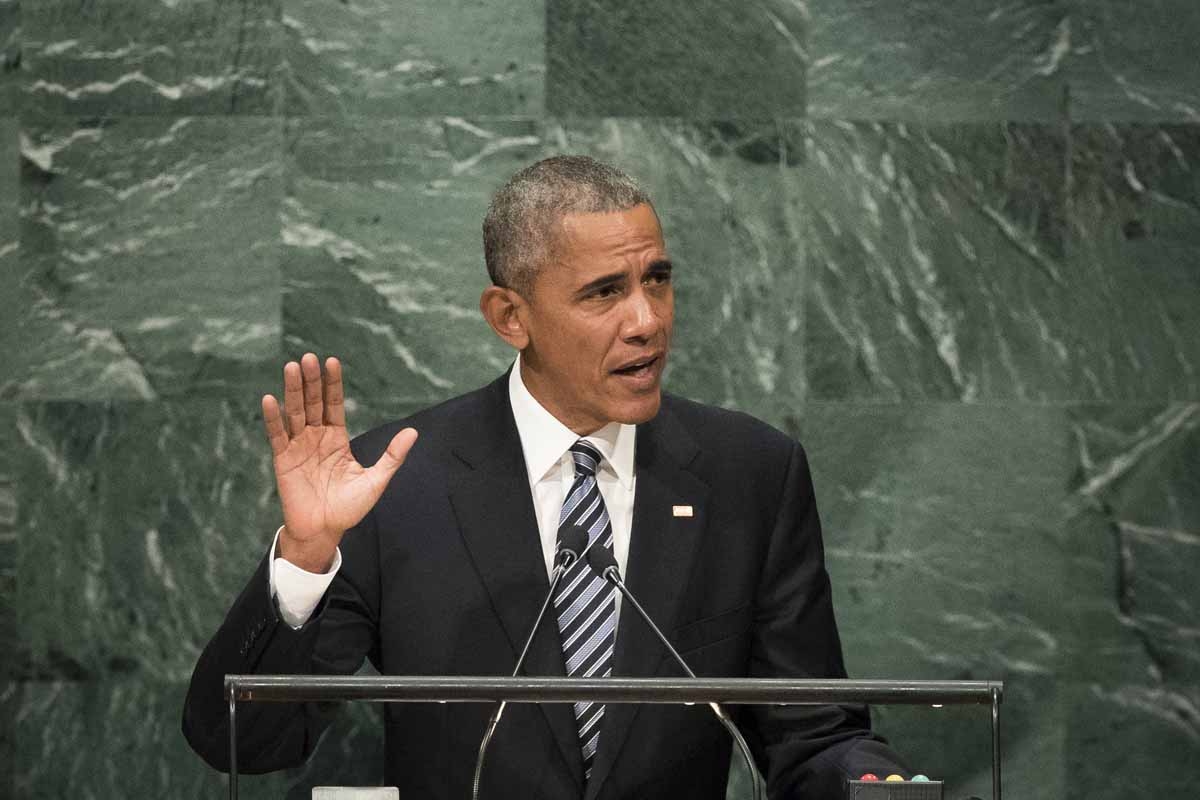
656, 395, 809, 511
659, 393, 797, 458
347, 378, 504, 466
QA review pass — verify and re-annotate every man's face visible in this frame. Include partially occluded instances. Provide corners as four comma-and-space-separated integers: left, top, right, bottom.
519, 203, 674, 435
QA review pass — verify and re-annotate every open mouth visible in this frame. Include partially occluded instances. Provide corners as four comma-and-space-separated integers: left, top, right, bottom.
612, 355, 660, 377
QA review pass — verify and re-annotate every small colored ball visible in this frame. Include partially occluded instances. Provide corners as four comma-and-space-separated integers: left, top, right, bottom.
859, 774, 879, 781
885, 774, 905, 782
912, 775, 930, 782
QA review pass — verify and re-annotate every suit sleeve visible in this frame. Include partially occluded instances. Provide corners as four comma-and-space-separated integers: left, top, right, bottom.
181, 507, 382, 773
741, 441, 910, 798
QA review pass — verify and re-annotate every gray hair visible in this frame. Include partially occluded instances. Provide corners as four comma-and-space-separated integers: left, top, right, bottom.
482, 155, 652, 295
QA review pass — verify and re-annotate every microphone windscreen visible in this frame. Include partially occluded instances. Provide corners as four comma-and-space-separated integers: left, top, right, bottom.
559, 525, 589, 560
585, 540, 619, 575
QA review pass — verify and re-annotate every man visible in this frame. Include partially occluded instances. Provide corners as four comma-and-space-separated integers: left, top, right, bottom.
183, 156, 908, 798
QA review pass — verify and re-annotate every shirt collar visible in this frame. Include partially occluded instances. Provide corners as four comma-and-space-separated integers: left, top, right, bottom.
508, 354, 636, 491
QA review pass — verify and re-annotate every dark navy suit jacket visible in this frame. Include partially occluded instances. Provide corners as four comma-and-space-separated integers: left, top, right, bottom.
183, 374, 906, 798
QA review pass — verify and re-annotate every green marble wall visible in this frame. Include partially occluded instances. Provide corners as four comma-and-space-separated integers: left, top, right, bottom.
2, 1, 1197, 798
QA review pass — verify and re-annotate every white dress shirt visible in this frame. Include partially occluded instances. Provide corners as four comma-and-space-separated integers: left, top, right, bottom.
270, 355, 636, 629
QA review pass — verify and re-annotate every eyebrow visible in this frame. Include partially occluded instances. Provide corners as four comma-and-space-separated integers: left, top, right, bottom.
575, 259, 673, 298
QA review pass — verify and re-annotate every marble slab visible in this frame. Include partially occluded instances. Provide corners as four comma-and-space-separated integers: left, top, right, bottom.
803, 120, 1200, 403
282, 115, 539, 407
0, 404, 15, 683
546, 0, 806, 117
12, 400, 279, 680
1062, 681, 1199, 800
10, 392, 432, 682
1067, 0, 1200, 122
793, 399, 1200, 798
10, 679, 383, 799
0, 680, 13, 799
0, 119, 38, 404
799, 402, 1072, 799
6, 387, 427, 795
20, 0, 281, 115
0, 0, 18, 115
282, 0, 543, 117
803, 121, 1067, 402
1049, 124, 1200, 401
807, 0, 1067, 121
808, 0, 1200, 123
8, 112, 282, 400
1059, 403, 1200, 799
0, 112, 15, 252
6, 391, 423, 796
0, 412, 11, 800
1, 9, 20, 787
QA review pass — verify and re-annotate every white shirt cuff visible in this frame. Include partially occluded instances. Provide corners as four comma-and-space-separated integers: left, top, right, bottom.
268, 525, 342, 629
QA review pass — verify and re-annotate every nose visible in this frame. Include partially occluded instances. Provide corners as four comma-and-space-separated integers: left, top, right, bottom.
620, 286, 660, 343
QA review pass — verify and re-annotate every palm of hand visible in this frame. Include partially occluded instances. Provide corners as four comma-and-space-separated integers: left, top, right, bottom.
274, 425, 380, 543
263, 354, 417, 568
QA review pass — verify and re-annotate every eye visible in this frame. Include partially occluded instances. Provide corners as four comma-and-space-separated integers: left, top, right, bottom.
590, 284, 621, 299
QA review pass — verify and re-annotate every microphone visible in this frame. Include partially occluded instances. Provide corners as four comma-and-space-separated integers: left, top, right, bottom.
585, 546, 767, 800
471, 526, 589, 800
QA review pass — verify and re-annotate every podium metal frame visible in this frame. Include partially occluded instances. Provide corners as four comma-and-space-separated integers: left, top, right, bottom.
225, 676, 1003, 800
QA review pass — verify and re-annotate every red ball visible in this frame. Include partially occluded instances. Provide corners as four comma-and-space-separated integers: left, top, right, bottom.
860, 774, 880, 781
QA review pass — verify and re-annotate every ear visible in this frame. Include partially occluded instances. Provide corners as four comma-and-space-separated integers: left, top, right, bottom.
479, 285, 530, 350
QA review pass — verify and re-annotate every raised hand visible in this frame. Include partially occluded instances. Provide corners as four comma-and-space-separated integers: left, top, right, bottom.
262, 353, 418, 572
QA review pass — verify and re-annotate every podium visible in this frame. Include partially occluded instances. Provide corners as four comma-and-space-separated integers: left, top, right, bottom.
225, 675, 1004, 800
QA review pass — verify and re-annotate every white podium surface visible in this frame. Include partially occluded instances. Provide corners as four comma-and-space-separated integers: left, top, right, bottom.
312, 788, 398, 800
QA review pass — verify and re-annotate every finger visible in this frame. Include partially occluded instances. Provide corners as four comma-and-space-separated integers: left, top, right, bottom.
261, 394, 289, 456
366, 428, 418, 488
282, 361, 305, 438
323, 356, 346, 428
301, 352, 323, 427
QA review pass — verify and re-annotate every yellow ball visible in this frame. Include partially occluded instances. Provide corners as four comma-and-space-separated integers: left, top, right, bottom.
885, 774, 905, 782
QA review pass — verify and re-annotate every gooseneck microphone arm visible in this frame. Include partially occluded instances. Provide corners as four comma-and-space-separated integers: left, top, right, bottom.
471, 527, 589, 800
586, 547, 768, 800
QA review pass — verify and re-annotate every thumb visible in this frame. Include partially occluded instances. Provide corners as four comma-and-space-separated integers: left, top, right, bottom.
366, 427, 418, 486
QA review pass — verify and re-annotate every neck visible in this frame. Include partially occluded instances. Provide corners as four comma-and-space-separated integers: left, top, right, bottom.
518, 358, 605, 436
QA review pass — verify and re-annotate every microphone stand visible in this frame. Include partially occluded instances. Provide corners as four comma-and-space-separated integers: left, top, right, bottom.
594, 559, 768, 800
471, 533, 585, 800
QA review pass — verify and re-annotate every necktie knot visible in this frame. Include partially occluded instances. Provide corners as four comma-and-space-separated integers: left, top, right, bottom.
569, 440, 601, 478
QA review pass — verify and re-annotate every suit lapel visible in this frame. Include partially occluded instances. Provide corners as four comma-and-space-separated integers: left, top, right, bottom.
447, 377, 585, 791
585, 401, 710, 800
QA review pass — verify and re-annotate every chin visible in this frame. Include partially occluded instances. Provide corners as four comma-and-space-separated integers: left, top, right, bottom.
610, 392, 662, 425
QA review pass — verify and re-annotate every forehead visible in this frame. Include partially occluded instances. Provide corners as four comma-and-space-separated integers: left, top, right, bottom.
554, 203, 666, 269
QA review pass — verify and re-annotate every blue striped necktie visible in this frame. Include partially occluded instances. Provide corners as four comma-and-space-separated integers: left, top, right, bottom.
553, 439, 617, 781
